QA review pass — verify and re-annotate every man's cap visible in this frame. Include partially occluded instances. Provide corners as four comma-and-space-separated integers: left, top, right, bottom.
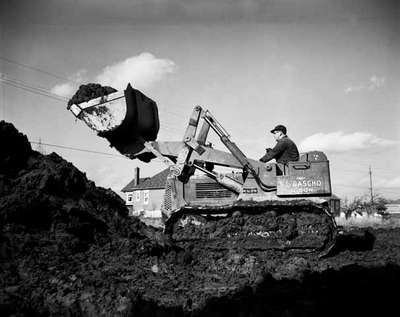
270, 124, 287, 134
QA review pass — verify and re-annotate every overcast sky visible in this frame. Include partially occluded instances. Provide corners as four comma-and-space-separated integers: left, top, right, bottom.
1, 0, 399, 200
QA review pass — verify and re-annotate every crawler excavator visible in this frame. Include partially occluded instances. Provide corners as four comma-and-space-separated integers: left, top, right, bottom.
68, 84, 338, 254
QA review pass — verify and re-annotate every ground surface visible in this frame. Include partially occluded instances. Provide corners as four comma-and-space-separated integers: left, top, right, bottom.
1, 120, 400, 317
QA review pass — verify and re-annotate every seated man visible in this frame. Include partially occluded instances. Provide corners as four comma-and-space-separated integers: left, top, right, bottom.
260, 125, 299, 164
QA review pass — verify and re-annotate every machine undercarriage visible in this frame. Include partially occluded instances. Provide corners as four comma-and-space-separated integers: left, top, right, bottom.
167, 203, 336, 252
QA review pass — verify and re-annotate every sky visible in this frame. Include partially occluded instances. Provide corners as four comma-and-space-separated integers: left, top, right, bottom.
1, 0, 399, 201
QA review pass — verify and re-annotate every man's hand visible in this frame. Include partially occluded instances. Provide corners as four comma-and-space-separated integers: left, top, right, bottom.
260, 148, 272, 162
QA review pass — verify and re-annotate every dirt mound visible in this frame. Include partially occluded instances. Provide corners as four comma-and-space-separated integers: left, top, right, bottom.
67, 83, 117, 107
1, 121, 400, 316
0, 121, 32, 176
0, 121, 167, 315
0, 121, 159, 252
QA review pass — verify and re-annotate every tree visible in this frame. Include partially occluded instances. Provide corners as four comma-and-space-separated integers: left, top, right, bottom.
371, 195, 388, 214
343, 194, 388, 219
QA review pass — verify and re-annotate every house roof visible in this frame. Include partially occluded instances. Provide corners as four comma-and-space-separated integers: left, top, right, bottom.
121, 168, 170, 192
330, 194, 341, 200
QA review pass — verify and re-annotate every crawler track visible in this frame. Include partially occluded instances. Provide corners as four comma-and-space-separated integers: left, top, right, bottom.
165, 200, 337, 252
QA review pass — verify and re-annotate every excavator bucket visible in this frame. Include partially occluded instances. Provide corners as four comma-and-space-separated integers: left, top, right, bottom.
68, 84, 159, 157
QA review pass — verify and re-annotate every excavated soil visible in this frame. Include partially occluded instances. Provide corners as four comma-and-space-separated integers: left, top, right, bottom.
1, 120, 400, 317
67, 84, 117, 107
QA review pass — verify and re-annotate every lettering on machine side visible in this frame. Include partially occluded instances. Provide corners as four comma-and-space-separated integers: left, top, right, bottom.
280, 177, 325, 194
292, 179, 322, 188
277, 176, 328, 195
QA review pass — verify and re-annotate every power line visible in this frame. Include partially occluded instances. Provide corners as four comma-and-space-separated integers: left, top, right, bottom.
161, 126, 182, 134
0, 56, 68, 81
159, 129, 181, 137
0, 78, 67, 102
27, 140, 400, 196
3, 75, 61, 96
159, 109, 186, 120
0, 74, 66, 96
1, 80, 66, 102
332, 157, 399, 173
1, 78, 68, 102
30, 141, 129, 158
374, 190, 400, 196
335, 183, 400, 193
334, 184, 367, 189
35, 138, 45, 154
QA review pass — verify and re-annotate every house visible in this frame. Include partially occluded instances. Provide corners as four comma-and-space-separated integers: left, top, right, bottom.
329, 194, 341, 216
121, 167, 169, 218
385, 204, 400, 215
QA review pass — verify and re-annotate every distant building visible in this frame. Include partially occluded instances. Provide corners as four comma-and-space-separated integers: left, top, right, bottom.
329, 194, 341, 216
121, 167, 169, 218
385, 204, 400, 215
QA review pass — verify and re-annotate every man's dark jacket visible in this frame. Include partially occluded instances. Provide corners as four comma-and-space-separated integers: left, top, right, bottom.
260, 135, 299, 164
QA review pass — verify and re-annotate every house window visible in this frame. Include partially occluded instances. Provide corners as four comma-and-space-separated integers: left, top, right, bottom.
127, 193, 133, 203
143, 190, 150, 205
135, 191, 141, 201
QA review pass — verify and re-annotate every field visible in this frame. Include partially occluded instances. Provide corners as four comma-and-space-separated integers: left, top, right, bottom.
2, 120, 400, 317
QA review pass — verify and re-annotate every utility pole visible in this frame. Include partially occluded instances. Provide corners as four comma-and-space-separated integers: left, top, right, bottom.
1, 76, 5, 120
369, 166, 374, 204
0, 24, 5, 120
37, 137, 45, 154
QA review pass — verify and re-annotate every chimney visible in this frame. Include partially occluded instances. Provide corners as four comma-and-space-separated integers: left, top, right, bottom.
134, 167, 140, 186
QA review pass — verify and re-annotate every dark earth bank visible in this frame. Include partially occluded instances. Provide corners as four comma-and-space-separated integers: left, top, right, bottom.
1, 120, 400, 317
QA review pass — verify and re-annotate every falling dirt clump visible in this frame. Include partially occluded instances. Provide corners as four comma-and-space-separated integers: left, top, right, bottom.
67, 83, 117, 107
2, 121, 400, 316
